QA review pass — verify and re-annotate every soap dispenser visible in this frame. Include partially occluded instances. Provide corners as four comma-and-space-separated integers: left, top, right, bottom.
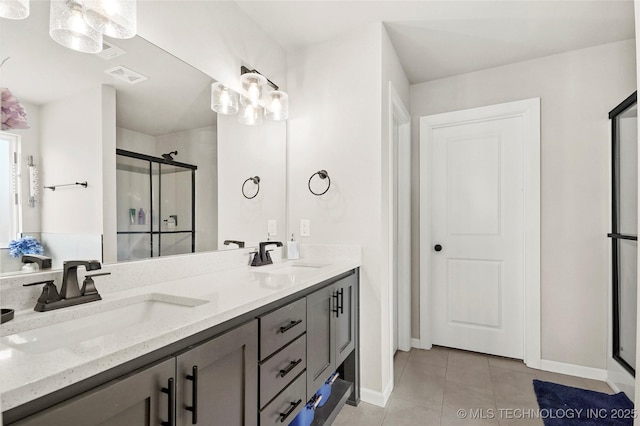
287, 234, 300, 260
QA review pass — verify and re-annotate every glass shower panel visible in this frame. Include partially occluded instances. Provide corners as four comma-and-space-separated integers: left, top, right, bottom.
618, 239, 637, 370
116, 155, 152, 261
159, 164, 193, 233
616, 104, 638, 235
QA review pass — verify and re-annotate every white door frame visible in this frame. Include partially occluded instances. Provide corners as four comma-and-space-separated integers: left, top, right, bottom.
419, 98, 541, 368
389, 82, 412, 356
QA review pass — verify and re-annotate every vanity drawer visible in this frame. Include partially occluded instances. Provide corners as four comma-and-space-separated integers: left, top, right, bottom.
259, 298, 306, 359
260, 334, 306, 407
259, 371, 307, 426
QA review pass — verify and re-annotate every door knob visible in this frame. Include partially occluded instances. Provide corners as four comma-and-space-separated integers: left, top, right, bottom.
434, 244, 443, 252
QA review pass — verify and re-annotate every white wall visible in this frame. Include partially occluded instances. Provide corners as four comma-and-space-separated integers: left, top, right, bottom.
411, 39, 637, 369
217, 115, 285, 247
40, 86, 110, 236
137, 1, 287, 93
288, 22, 408, 404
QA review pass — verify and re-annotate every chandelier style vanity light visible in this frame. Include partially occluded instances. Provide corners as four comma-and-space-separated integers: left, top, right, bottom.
0, 0, 29, 19
211, 66, 289, 125
49, 0, 136, 54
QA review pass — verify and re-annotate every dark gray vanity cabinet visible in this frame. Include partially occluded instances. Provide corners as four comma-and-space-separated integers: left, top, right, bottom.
306, 283, 337, 398
12, 358, 176, 426
176, 320, 258, 426
10, 321, 258, 426
306, 271, 357, 400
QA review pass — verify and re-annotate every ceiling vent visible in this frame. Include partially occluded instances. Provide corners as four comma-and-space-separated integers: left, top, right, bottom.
95, 41, 126, 60
104, 66, 148, 85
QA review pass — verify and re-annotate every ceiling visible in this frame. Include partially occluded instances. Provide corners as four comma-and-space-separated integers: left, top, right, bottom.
235, 0, 636, 83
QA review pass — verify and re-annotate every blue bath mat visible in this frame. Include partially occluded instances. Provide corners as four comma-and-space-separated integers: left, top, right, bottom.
533, 379, 634, 425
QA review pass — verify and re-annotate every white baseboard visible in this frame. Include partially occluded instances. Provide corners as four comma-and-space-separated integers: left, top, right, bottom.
360, 379, 393, 408
606, 378, 622, 394
539, 359, 607, 381
411, 338, 432, 349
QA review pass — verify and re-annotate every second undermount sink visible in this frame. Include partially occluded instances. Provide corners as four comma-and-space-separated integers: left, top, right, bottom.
253, 262, 328, 276
1, 294, 208, 354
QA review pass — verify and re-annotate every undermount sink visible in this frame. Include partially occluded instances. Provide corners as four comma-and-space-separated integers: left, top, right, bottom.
1, 294, 208, 354
253, 262, 328, 275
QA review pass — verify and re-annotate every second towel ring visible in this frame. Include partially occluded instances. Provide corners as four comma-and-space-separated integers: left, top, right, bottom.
242, 176, 260, 199
308, 170, 330, 196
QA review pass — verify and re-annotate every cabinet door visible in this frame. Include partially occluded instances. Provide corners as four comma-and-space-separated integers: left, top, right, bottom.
335, 273, 357, 366
176, 320, 258, 426
306, 285, 336, 399
12, 358, 175, 426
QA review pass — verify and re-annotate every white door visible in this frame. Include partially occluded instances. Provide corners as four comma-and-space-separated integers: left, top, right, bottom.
430, 114, 525, 359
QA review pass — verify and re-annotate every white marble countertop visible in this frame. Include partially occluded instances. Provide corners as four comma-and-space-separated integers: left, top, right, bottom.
0, 257, 360, 411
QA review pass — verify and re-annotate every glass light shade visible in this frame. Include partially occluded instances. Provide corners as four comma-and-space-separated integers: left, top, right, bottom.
265, 91, 289, 121
49, 0, 102, 54
211, 82, 239, 115
239, 103, 263, 126
83, 0, 136, 39
0, 0, 29, 19
241, 72, 267, 107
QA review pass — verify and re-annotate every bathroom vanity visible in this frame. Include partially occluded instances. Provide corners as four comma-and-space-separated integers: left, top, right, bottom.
0, 251, 360, 425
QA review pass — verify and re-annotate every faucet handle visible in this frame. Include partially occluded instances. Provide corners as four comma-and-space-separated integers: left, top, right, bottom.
249, 251, 260, 266
22, 279, 55, 287
37, 283, 61, 304
81, 272, 110, 296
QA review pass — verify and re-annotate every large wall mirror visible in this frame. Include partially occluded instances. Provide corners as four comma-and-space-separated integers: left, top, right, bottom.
0, 1, 286, 274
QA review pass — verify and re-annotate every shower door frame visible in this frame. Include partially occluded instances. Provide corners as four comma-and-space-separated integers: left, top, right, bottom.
116, 149, 197, 258
608, 91, 637, 378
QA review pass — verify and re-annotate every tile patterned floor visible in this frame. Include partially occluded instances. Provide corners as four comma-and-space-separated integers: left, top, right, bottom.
334, 346, 615, 425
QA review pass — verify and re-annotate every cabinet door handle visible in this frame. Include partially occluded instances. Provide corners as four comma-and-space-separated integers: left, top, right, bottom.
279, 319, 302, 334
279, 359, 302, 377
339, 288, 344, 315
161, 377, 175, 426
185, 366, 198, 424
279, 399, 302, 423
332, 291, 340, 317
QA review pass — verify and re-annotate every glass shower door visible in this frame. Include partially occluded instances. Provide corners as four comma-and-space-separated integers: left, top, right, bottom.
609, 92, 638, 376
156, 163, 194, 256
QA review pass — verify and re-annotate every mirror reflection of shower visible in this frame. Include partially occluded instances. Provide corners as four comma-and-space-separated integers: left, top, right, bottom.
162, 151, 178, 161
116, 149, 197, 261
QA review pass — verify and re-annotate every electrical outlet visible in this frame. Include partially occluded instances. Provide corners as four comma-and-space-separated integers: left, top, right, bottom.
300, 219, 310, 237
267, 219, 277, 236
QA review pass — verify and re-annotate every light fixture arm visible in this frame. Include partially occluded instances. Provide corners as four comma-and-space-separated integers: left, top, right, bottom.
241, 66, 279, 91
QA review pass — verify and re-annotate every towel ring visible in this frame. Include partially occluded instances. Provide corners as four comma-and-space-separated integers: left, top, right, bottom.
308, 170, 330, 196
242, 176, 260, 199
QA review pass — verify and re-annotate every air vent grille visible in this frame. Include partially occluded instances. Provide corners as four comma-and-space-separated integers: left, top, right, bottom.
104, 66, 148, 85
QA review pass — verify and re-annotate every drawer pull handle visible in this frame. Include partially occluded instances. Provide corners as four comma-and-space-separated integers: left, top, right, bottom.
161, 377, 175, 426
279, 359, 302, 377
279, 399, 302, 422
279, 319, 302, 334
332, 291, 340, 317
338, 288, 344, 315
185, 365, 198, 424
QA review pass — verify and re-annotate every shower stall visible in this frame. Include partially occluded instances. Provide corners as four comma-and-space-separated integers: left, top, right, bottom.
116, 149, 197, 261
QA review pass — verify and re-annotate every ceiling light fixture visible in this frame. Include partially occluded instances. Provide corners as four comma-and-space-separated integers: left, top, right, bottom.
0, 0, 29, 19
49, 0, 103, 54
48, 0, 136, 54
211, 66, 289, 124
211, 82, 239, 115
83, 0, 136, 39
